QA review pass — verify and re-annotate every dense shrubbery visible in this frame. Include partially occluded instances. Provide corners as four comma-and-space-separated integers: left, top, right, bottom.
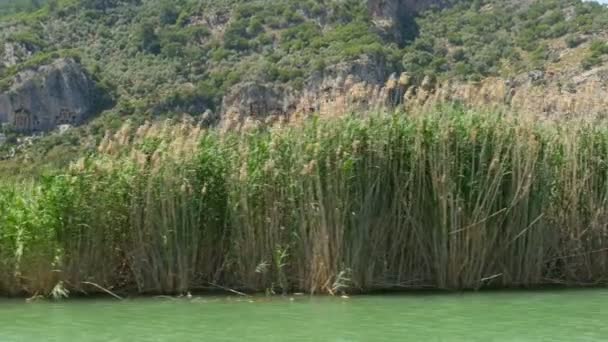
405, 0, 608, 81
582, 40, 608, 70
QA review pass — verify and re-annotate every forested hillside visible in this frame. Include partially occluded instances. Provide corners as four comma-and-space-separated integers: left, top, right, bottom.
1, 0, 608, 174
2, 0, 608, 120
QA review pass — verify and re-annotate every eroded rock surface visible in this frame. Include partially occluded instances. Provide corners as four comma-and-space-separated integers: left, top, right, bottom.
0, 58, 107, 132
222, 56, 608, 126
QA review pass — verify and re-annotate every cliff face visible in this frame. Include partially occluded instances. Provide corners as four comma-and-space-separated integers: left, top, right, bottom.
221, 55, 393, 127
223, 60, 608, 125
0, 58, 106, 132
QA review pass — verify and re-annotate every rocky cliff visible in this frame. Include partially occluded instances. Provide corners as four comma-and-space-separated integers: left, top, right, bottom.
222, 57, 608, 125
221, 55, 392, 127
0, 58, 106, 132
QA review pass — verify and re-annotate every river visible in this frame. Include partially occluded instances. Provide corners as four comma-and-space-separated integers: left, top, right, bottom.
1, 290, 606, 341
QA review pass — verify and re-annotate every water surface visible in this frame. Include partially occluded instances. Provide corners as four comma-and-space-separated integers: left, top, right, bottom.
1, 290, 607, 341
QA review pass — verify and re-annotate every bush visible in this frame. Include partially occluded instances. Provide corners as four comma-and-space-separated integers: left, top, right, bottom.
7, 30, 46, 50
565, 34, 585, 48
590, 40, 608, 56
582, 55, 601, 70
159, 0, 178, 25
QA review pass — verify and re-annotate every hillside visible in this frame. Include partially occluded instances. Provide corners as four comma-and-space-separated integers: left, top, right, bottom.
1, 0, 608, 173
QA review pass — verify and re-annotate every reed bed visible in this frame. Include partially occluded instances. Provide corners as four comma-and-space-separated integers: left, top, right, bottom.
1, 108, 608, 296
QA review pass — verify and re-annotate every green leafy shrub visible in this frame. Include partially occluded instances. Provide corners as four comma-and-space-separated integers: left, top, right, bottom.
565, 34, 585, 48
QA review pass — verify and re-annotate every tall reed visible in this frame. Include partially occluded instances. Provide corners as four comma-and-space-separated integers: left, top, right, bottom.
1, 108, 608, 296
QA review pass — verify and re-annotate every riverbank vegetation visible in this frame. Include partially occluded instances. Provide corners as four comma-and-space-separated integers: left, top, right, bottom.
1, 108, 608, 297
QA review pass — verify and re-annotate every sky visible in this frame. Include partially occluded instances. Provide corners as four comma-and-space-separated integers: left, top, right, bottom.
588, 0, 608, 4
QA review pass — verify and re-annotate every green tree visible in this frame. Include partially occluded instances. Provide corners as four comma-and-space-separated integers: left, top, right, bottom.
137, 21, 161, 54
159, 0, 179, 25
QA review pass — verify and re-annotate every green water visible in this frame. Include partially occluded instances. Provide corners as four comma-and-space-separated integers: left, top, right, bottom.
1, 290, 607, 341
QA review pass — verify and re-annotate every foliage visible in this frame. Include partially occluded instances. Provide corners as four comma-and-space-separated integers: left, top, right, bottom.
404, 0, 608, 80
0, 0, 405, 118
582, 40, 608, 70
0, 0, 47, 17
2, 109, 608, 296
0, 0, 606, 120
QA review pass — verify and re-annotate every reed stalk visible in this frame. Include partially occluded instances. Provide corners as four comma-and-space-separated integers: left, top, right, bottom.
1, 108, 608, 296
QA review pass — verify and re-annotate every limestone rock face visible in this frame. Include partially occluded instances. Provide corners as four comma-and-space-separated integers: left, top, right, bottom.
221, 82, 296, 125
0, 58, 106, 132
221, 59, 608, 126
220, 55, 393, 126
165, 0, 608, 126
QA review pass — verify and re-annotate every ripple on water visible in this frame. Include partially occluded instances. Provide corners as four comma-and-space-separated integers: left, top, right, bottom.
0, 290, 606, 342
